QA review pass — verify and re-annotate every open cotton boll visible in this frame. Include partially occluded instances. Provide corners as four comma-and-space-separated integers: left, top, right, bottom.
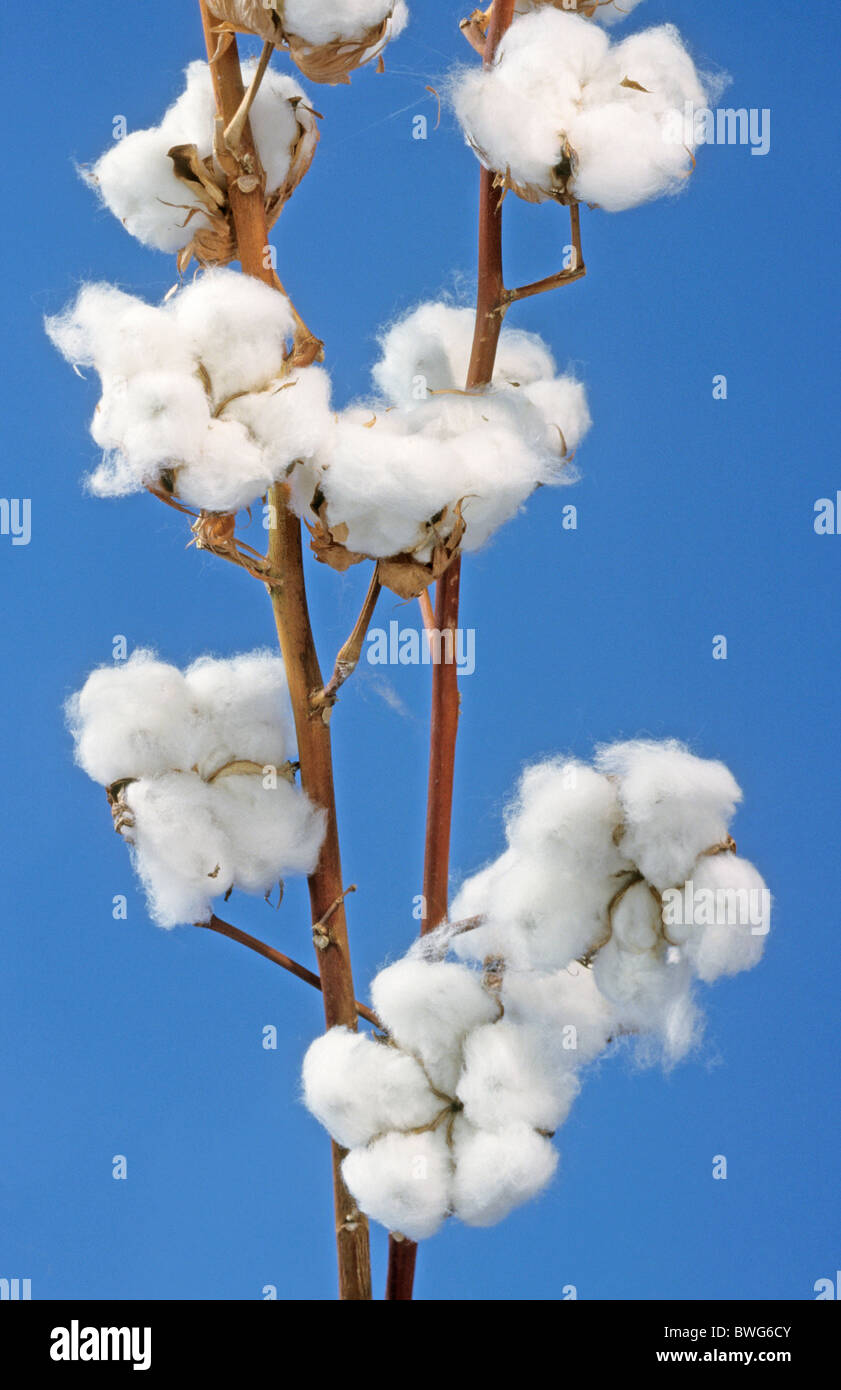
223, 366, 335, 477
514, 1, 645, 24
342, 1128, 451, 1242
283, 0, 408, 47
126, 772, 234, 927
682, 854, 770, 983
168, 270, 296, 404
457, 1019, 580, 1133
66, 652, 197, 786
596, 740, 742, 891
86, 127, 208, 255
451, 1119, 558, 1228
371, 959, 499, 1095
212, 776, 325, 888
184, 652, 294, 778
452, 8, 708, 211
87, 61, 314, 255
302, 1027, 441, 1150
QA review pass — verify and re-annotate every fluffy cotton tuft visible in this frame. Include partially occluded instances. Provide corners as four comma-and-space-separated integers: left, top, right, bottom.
85, 60, 318, 257
341, 1129, 452, 1241
289, 302, 590, 581
46, 271, 333, 514
67, 649, 325, 926
452, 9, 709, 212
451, 1120, 558, 1227
302, 1027, 441, 1149
371, 959, 500, 1093
681, 853, 771, 983
596, 739, 742, 890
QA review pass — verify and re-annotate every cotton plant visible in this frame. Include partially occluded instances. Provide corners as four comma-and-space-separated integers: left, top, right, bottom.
303, 741, 770, 1240
47, 0, 762, 1302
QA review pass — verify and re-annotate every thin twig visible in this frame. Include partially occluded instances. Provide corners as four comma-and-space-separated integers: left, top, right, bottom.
199, 915, 380, 1027
311, 571, 382, 714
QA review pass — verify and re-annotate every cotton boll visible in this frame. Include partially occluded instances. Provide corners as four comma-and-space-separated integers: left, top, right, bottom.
451, 1119, 558, 1228
126, 772, 234, 927
245, 65, 313, 193
174, 417, 274, 514
87, 127, 210, 254
453, 9, 708, 212
457, 1019, 580, 1133
302, 1027, 441, 1150
66, 652, 197, 785
683, 854, 770, 983
341, 1128, 452, 1241
168, 271, 296, 404
184, 652, 294, 778
596, 739, 742, 891
283, 0, 407, 47
213, 775, 325, 887
223, 367, 335, 477
371, 959, 499, 1094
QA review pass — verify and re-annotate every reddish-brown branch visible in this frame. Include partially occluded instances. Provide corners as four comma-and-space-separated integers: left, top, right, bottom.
199, 915, 380, 1026
197, 1, 371, 1301
387, 0, 517, 1303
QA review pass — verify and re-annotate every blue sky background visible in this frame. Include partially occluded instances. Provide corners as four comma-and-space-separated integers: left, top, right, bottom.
1, 0, 839, 1300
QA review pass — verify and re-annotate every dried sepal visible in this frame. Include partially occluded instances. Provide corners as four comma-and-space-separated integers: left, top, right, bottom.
210, 0, 405, 85
307, 493, 468, 599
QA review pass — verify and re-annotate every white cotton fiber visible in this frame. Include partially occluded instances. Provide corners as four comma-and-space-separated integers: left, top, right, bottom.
371, 959, 499, 1094
68, 649, 325, 927
452, 8, 709, 211
169, 270, 295, 404
126, 772, 234, 927
47, 272, 328, 514
501, 965, 615, 1064
184, 651, 293, 778
341, 1129, 452, 1241
457, 1019, 579, 1133
283, 0, 408, 47
302, 1027, 441, 1149
66, 651, 199, 785
86, 60, 315, 255
610, 880, 662, 953
596, 739, 742, 891
593, 937, 700, 1062
683, 854, 770, 983
451, 1119, 558, 1227
515, 1, 645, 25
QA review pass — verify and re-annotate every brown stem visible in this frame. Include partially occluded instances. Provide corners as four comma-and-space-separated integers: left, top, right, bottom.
197, 1, 371, 1301
199, 915, 380, 1027
388, 0, 517, 1303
